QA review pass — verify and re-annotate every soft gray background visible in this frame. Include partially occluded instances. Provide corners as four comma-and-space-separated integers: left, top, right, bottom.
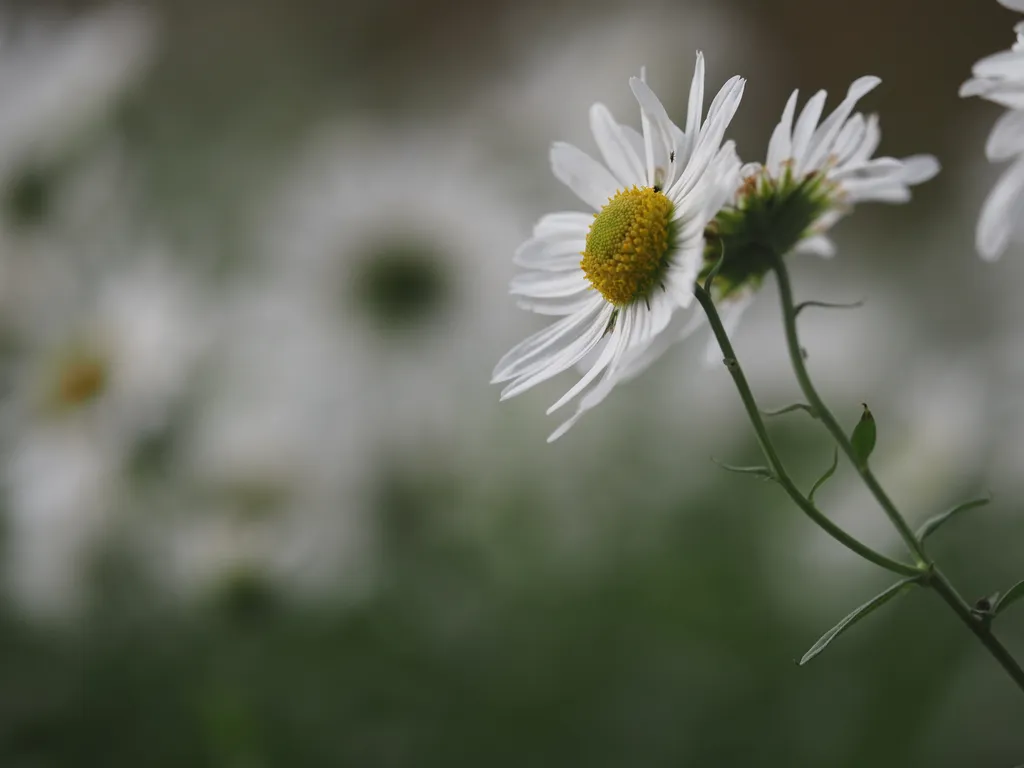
0, 0, 1021, 765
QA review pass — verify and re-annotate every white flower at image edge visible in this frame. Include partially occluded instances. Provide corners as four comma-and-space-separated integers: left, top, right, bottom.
960, 0, 1024, 260
493, 54, 744, 441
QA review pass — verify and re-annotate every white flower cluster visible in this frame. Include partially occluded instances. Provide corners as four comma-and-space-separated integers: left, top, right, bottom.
496, 54, 941, 441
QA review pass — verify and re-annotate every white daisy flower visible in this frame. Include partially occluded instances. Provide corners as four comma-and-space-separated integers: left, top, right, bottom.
492, 54, 745, 441
693, 76, 939, 348
251, 123, 527, 449
960, 0, 1024, 259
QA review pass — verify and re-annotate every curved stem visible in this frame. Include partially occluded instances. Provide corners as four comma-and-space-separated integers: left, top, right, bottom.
770, 256, 1024, 696
693, 284, 920, 578
771, 256, 928, 565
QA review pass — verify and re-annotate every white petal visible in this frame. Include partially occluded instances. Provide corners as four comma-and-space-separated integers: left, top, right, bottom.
803, 76, 880, 172
795, 234, 837, 258
509, 270, 588, 298
668, 76, 745, 201
492, 299, 605, 382
500, 304, 614, 398
847, 114, 881, 164
516, 293, 597, 316
986, 109, 1024, 160
832, 114, 866, 164
629, 77, 680, 188
514, 236, 585, 271
830, 156, 904, 181
680, 51, 706, 164
550, 142, 621, 210
534, 212, 591, 239
589, 103, 646, 187
766, 90, 799, 172
546, 304, 633, 413
897, 154, 940, 185
1000, 0, 1024, 12
790, 90, 827, 170
978, 156, 1024, 260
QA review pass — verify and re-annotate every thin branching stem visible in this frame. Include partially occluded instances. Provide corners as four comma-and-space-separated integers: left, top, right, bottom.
692, 284, 920, 578
770, 254, 1024, 696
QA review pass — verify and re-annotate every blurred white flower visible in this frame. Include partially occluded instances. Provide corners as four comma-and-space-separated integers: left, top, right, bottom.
2, 252, 209, 619
0, 5, 155, 185
960, 1, 1024, 260
250, 121, 529, 448
167, 283, 377, 601
494, 58, 745, 441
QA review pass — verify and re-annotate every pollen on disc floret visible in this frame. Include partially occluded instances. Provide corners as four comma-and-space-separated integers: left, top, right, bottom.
581, 185, 675, 306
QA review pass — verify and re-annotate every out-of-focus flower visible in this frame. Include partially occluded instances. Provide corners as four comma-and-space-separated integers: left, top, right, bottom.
1, 252, 209, 619
250, 122, 527, 448
493, 57, 745, 441
0, 6, 155, 185
960, 0, 1024, 260
167, 284, 377, 601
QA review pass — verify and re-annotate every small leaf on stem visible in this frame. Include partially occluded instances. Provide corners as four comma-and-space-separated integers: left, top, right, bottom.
794, 298, 865, 317
710, 457, 775, 481
799, 578, 917, 665
850, 404, 876, 466
808, 447, 839, 503
761, 403, 817, 419
916, 495, 991, 543
993, 579, 1024, 617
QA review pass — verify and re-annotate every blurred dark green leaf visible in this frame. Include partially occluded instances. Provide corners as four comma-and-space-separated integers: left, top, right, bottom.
994, 579, 1024, 617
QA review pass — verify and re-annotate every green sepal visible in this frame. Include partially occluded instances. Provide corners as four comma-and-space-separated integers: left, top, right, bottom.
993, 579, 1024, 617
799, 578, 918, 666
915, 495, 991, 544
808, 447, 839, 503
761, 403, 816, 419
849, 404, 876, 466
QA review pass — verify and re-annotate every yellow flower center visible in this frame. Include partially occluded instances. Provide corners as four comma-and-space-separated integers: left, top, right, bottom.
581, 186, 675, 306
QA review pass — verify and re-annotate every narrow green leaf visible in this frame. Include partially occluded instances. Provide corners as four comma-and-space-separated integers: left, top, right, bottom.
711, 457, 775, 481
849, 403, 876, 466
993, 579, 1024, 616
808, 447, 839, 503
794, 298, 864, 317
915, 495, 991, 543
761, 403, 816, 419
799, 578, 916, 665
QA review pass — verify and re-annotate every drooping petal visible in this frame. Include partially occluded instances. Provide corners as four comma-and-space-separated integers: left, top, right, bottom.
986, 108, 1024, 160
977, 155, 1024, 261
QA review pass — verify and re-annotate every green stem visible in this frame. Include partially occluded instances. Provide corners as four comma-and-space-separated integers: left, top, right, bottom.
928, 568, 1024, 693
693, 284, 920, 578
771, 256, 928, 565
770, 255, 1024, 696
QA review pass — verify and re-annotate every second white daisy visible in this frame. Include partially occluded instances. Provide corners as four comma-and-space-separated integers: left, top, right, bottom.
492, 53, 744, 441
